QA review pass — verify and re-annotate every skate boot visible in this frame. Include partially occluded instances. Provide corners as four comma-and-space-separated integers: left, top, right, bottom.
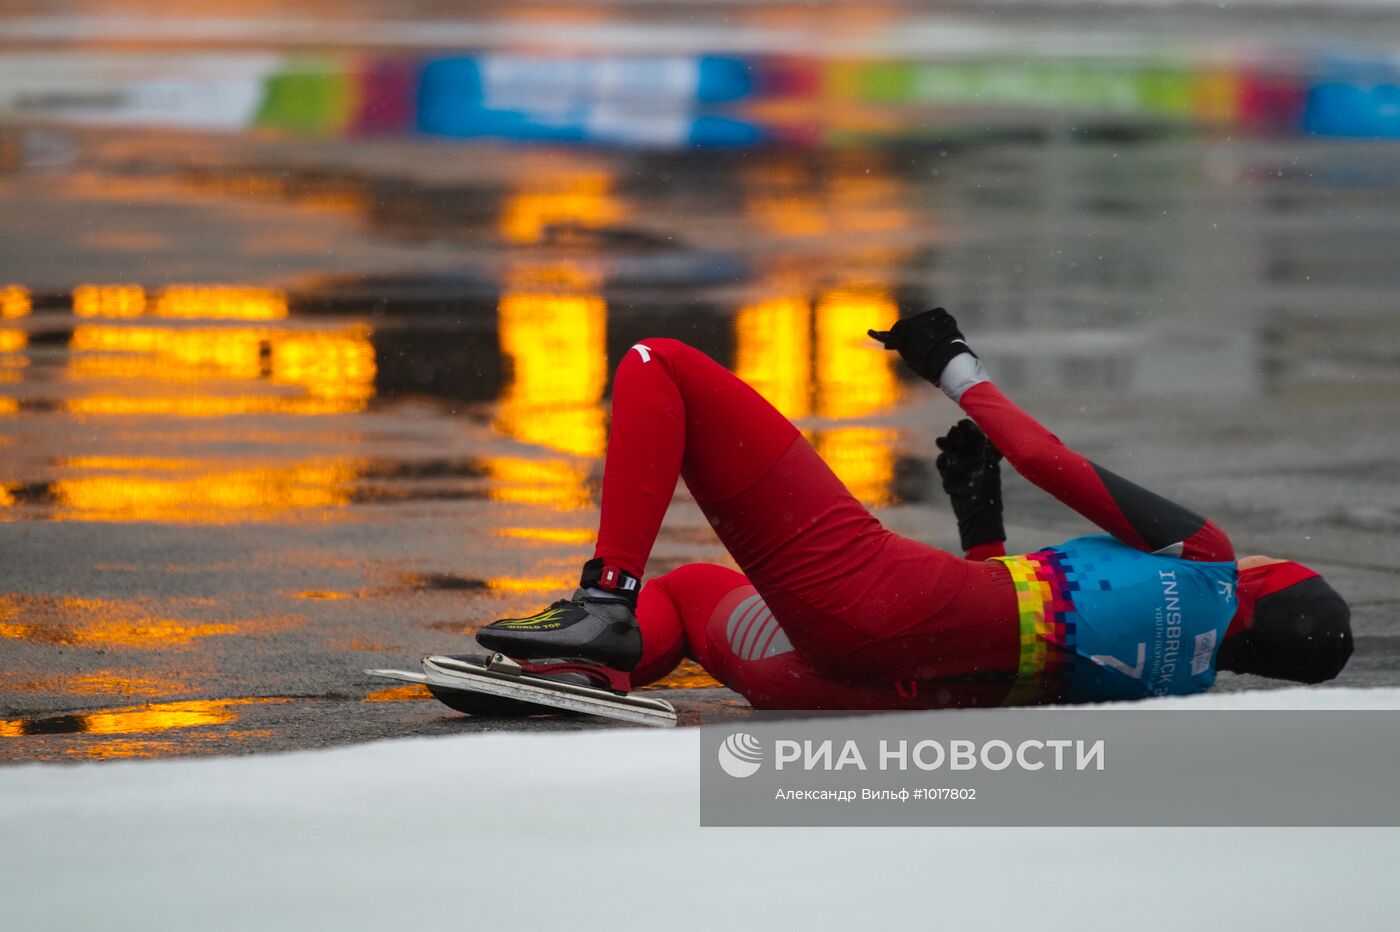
475, 558, 643, 676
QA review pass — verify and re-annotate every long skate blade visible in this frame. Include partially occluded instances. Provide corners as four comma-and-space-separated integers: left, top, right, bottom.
421, 655, 677, 728
366, 668, 431, 686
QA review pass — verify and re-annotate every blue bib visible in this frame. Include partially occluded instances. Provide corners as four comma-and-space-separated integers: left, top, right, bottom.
994, 535, 1238, 702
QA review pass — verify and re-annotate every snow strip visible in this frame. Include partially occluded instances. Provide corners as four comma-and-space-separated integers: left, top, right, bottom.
2, 687, 1398, 930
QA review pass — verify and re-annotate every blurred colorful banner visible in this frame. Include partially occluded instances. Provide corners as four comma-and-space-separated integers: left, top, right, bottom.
1, 49, 1398, 145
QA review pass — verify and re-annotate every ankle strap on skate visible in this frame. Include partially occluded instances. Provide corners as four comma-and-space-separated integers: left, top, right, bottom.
580, 557, 641, 606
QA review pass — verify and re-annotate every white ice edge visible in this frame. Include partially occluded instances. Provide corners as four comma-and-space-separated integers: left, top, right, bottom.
1, 686, 1398, 930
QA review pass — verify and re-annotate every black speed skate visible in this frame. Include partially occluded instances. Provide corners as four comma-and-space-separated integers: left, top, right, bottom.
364, 559, 675, 727
365, 652, 676, 727
475, 558, 643, 676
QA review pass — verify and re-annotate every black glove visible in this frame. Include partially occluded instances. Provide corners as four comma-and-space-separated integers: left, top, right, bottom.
867, 307, 976, 386
935, 419, 1005, 553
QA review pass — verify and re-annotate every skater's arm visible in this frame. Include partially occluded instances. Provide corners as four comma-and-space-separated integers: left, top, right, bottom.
935, 419, 1008, 559
872, 309, 1234, 562
956, 380, 1234, 561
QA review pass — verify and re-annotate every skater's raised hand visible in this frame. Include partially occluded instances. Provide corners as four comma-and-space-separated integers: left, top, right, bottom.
935, 419, 1005, 553
867, 307, 976, 386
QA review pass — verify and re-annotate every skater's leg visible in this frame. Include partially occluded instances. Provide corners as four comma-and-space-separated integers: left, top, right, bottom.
956, 380, 1234, 562
609, 341, 1020, 683
646, 563, 1014, 709
626, 562, 808, 691
593, 339, 801, 578
682, 437, 1018, 682
642, 563, 763, 676
641, 561, 870, 702
627, 574, 689, 687
479, 339, 803, 670
590, 337, 989, 675
483, 337, 1019, 687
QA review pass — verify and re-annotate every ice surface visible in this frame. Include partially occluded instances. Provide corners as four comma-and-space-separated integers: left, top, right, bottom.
2, 687, 1398, 930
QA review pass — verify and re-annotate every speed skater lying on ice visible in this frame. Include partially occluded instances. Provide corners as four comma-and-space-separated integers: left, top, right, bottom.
473, 308, 1353, 709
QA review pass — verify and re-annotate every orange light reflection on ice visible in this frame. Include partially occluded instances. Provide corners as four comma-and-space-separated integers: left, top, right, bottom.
813, 287, 899, 506
744, 156, 910, 240
500, 173, 624, 245
734, 295, 812, 419
0, 594, 251, 651
50, 461, 360, 523
813, 427, 898, 509
66, 395, 367, 417
72, 285, 288, 321
66, 323, 376, 415
814, 286, 899, 419
486, 574, 573, 593
495, 268, 607, 458
61, 456, 198, 471
1, 285, 31, 319
71, 325, 265, 378
363, 685, 430, 703
66, 731, 275, 761
179, 167, 366, 217
0, 699, 286, 742
827, 157, 910, 236
154, 286, 288, 320
745, 161, 829, 238
73, 284, 147, 318
494, 527, 595, 545
481, 457, 593, 510
731, 285, 900, 507
0, 329, 27, 353
0, 615, 240, 649
80, 701, 238, 735
269, 327, 376, 406
67, 739, 178, 759
648, 658, 723, 690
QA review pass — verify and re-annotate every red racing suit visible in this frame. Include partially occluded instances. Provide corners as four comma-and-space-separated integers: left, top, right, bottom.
596, 339, 1234, 708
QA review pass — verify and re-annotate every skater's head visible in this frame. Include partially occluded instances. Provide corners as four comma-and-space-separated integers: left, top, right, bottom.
1219, 558, 1352, 684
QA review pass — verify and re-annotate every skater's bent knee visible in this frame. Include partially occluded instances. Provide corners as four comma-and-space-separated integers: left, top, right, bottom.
617, 338, 705, 380
626, 337, 690, 362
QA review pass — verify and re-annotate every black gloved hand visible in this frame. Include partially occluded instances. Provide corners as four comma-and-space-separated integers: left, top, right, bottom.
867, 307, 975, 386
935, 419, 1005, 553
